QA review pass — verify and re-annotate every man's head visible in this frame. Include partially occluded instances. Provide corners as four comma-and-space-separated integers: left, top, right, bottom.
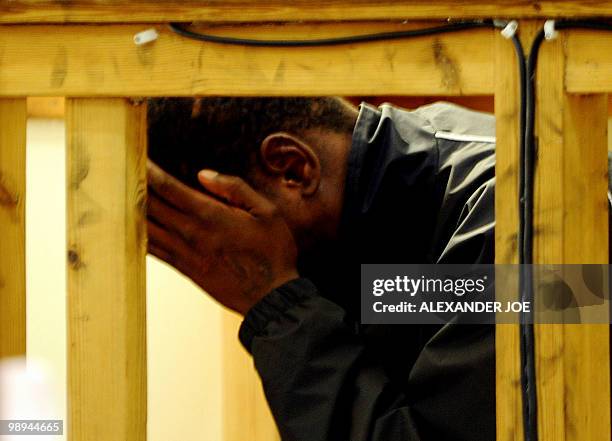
147, 97, 358, 254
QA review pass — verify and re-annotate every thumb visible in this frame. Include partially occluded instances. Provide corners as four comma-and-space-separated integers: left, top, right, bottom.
197, 170, 270, 214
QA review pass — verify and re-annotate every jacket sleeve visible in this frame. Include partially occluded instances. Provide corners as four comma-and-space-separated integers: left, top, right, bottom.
239, 278, 494, 441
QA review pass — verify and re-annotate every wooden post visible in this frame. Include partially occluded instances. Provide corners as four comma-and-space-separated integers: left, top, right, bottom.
0, 99, 27, 359
222, 311, 279, 441
534, 32, 610, 440
494, 21, 540, 441
66, 98, 147, 441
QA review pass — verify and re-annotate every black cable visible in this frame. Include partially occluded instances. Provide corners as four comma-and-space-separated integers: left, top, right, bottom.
515, 35, 527, 268
509, 37, 529, 426
524, 29, 545, 267
168, 21, 495, 47
519, 27, 545, 441
493, 27, 537, 441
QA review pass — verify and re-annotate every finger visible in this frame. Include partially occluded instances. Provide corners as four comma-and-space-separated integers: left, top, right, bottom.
148, 192, 207, 244
148, 160, 224, 217
148, 241, 198, 283
148, 241, 173, 264
147, 220, 198, 270
148, 221, 211, 291
197, 169, 272, 214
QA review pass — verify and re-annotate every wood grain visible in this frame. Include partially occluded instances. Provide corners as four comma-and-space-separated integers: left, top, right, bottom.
0, 23, 494, 96
222, 310, 279, 441
494, 21, 541, 441
535, 31, 610, 440
66, 98, 147, 441
0, 99, 27, 359
567, 30, 612, 94
2, 1, 612, 23
27, 97, 65, 118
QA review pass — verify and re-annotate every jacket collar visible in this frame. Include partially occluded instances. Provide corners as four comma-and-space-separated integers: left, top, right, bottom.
338, 103, 441, 262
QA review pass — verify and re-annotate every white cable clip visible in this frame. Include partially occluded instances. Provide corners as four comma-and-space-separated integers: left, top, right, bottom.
544, 20, 558, 40
500, 20, 519, 39
134, 28, 159, 45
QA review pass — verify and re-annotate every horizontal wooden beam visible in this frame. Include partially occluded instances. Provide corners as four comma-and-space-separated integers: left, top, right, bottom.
2, 1, 612, 23
0, 23, 495, 96
567, 30, 612, 93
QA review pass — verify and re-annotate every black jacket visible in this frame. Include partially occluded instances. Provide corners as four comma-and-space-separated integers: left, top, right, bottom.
239, 102, 501, 441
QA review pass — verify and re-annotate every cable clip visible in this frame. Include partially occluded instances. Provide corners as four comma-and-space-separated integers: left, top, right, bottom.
544, 20, 559, 40
134, 28, 159, 45
499, 20, 519, 39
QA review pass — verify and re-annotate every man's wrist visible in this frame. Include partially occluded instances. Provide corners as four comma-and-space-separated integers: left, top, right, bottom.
238, 268, 300, 316
239, 277, 318, 352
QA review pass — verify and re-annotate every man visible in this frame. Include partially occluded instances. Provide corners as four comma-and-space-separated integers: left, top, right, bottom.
147, 97, 497, 440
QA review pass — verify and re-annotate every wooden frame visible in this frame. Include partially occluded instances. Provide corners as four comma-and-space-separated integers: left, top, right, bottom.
4, 1, 612, 22
0, 23, 493, 96
1, 4, 611, 440
66, 98, 147, 440
494, 22, 611, 441
0, 99, 27, 359
493, 23, 542, 440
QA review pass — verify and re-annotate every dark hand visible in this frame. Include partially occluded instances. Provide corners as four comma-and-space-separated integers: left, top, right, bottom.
147, 161, 299, 315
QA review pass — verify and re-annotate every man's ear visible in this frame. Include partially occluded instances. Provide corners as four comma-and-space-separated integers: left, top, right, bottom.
259, 132, 321, 196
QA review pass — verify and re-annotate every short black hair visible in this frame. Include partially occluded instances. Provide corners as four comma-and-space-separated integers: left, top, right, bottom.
147, 97, 357, 188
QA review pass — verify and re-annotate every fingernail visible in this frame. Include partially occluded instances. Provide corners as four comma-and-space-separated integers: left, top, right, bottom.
199, 169, 218, 180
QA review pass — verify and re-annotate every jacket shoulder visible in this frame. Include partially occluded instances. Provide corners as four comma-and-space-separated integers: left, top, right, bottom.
412, 102, 495, 138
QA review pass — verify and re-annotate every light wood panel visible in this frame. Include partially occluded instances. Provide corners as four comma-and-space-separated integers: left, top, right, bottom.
535, 31, 610, 440
27, 97, 65, 118
222, 311, 279, 441
0, 99, 27, 359
0, 23, 494, 96
567, 30, 612, 93
494, 21, 541, 441
2, 1, 612, 23
66, 98, 147, 441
